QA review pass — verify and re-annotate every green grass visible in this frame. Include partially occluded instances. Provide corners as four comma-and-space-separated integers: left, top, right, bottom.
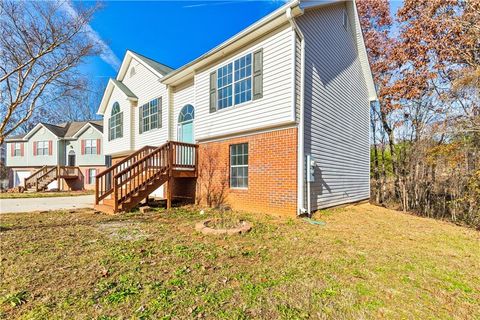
0, 204, 479, 319
0, 190, 94, 199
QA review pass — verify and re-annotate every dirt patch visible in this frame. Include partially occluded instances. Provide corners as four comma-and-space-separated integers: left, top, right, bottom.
96, 221, 150, 241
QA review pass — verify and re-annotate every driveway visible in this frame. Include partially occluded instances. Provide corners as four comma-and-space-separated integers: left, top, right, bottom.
0, 195, 94, 214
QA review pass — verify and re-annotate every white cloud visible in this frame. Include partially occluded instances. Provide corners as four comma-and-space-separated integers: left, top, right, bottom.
60, 1, 121, 71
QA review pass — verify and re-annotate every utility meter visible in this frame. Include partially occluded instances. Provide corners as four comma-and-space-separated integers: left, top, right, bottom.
306, 154, 315, 182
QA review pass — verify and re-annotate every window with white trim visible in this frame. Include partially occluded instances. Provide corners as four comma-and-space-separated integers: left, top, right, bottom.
230, 143, 248, 188
85, 139, 97, 155
88, 168, 96, 184
234, 54, 252, 104
140, 98, 160, 133
13, 143, 21, 156
36, 141, 48, 156
109, 102, 123, 140
217, 53, 253, 110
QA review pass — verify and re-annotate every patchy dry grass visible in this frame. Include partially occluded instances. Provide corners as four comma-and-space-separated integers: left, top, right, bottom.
0, 204, 479, 319
0, 190, 94, 199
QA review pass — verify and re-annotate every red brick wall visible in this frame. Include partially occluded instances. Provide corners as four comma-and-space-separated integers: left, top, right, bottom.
196, 128, 298, 216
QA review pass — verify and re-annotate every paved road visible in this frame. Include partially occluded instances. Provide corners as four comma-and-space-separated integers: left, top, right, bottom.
0, 195, 94, 214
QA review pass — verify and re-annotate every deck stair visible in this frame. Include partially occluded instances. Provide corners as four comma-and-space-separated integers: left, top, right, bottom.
94, 141, 197, 214
25, 166, 80, 192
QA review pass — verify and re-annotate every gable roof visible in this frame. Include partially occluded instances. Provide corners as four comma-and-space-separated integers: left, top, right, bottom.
129, 50, 174, 76
5, 121, 103, 142
160, 0, 377, 101
97, 78, 138, 115
111, 79, 137, 99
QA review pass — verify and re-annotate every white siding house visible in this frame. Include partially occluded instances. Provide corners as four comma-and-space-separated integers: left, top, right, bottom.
97, 0, 377, 215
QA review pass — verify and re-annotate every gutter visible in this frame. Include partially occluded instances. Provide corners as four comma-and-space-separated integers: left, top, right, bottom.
286, 6, 307, 215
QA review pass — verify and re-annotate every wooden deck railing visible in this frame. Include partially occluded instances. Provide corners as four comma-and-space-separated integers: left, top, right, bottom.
24, 166, 48, 189
95, 145, 158, 204
95, 141, 198, 210
24, 165, 80, 191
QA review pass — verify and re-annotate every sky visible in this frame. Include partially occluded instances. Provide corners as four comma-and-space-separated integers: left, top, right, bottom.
81, 0, 288, 87
79, 0, 404, 90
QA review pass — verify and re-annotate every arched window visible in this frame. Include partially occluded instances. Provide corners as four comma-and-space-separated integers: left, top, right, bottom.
109, 102, 123, 141
178, 104, 194, 123
111, 102, 120, 115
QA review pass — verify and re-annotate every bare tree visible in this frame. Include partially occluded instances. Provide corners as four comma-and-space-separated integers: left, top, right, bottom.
0, 0, 101, 143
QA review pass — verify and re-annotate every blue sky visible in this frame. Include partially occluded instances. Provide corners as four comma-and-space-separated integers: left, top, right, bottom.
83, 1, 288, 85
81, 0, 404, 89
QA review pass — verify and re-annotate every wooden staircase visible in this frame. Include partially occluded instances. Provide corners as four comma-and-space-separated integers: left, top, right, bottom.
25, 166, 79, 192
94, 141, 198, 214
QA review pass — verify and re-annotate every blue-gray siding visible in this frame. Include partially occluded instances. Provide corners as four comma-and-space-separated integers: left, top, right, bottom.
298, 3, 370, 210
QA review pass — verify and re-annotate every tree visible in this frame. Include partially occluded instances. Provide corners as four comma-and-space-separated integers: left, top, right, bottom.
0, 0, 101, 144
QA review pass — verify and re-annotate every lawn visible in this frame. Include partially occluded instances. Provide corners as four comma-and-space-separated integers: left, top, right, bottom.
0, 204, 479, 319
0, 190, 94, 199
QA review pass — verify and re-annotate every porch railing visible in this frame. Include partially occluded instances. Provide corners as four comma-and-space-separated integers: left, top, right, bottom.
95, 145, 157, 204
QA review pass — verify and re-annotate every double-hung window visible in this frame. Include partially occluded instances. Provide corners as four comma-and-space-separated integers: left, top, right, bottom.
13, 143, 21, 156
234, 54, 252, 104
36, 141, 48, 156
140, 98, 160, 133
230, 143, 248, 189
85, 139, 97, 155
217, 53, 252, 110
109, 102, 123, 141
88, 168, 96, 184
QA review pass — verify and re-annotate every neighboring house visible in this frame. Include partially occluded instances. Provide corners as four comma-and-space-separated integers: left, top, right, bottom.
95, 0, 377, 215
5, 121, 106, 191
0, 144, 7, 190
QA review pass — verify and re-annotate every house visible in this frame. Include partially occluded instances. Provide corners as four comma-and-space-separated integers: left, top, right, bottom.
5, 121, 107, 191
95, 0, 377, 215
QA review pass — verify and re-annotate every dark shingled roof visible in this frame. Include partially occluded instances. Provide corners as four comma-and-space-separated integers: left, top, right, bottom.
5, 120, 103, 141
130, 50, 174, 76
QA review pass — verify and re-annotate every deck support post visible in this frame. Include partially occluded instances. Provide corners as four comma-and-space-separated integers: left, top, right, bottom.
167, 177, 173, 210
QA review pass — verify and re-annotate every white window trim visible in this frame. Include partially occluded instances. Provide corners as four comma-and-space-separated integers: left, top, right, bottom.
13, 143, 21, 157
36, 141, 49, 156
140, 98, 161, 134
230, 143, 249, 189
216, 52, 254, 111
85, 139, 97, 155
109, 111, 123, 140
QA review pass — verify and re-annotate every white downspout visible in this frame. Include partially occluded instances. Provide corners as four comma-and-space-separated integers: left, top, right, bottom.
286, 6, 307, 215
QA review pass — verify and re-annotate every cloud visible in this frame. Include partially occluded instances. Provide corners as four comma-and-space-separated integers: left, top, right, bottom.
59, 1, 121, 71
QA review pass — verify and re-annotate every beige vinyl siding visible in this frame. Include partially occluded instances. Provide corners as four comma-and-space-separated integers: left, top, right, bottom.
194, 24, 296, 140
123, 60, 169, 149
297, 3, 370, 210
172, 80, 195, 141
103, 87, 133, 156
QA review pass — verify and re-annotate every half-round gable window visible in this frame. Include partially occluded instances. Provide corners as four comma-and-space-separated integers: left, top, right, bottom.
111, 102, 120, 116
178, 104, 194, 124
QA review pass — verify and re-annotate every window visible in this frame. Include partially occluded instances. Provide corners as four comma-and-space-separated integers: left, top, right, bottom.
217, 53, 253, 110
88, 169, 96, 184
234, 54, 252, 104
13, 143, 21, 156
217, 64, 233, 109
84, 139, 97, 155
109, 102, 123, 140
36, 141, 49, 156
140, 98, 160, 133
178, 104, 194, 123
230, 143, 248, 188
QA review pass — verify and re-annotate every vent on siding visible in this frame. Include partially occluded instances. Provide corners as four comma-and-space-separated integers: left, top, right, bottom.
343, 9, 348, 31
130, 67, 136, 78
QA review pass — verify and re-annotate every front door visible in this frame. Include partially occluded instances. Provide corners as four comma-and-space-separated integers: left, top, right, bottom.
177, 105, 195, 166
68, 151, 76, 166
